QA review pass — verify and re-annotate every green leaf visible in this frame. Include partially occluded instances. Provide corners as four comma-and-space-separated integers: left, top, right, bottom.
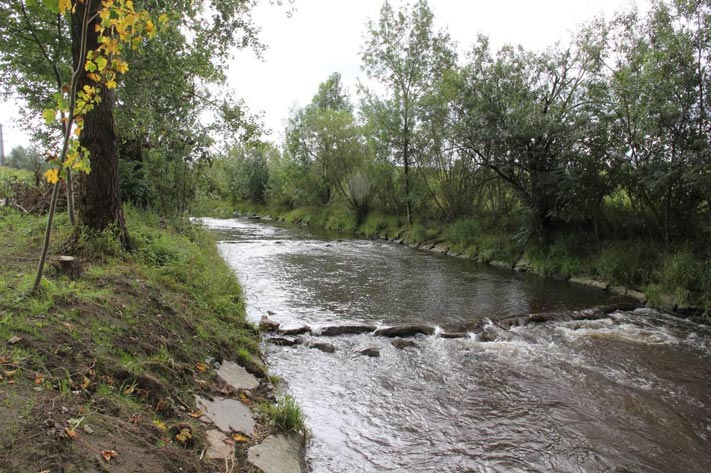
42, 108, 56, 125
26, 0, 38, 7
41, 0, 59, 14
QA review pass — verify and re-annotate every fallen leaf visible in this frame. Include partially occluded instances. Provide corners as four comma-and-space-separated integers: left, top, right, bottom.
239, 392, 251, 404
175, 427, 192, 443
60, 322, 74, 330
3, 369, 17, 378
231, 433, 249, 443
152, 419, 168, 432
128, 414, 140, 425
7, 336, 22, 345
188, 409, 203, 419
123, 385, 135, 395
101, 450, 118, 462
64, 428, 79, 440
34, 373, 45, 386
80, 376, 91, 390
195, 362, 209, 373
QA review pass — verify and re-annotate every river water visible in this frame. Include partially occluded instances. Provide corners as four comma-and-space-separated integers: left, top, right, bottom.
203, 217, 711, 473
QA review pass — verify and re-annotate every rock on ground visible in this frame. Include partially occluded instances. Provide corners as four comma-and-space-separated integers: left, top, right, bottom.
196, 396, 255, 437
204, 429, 234, 460
217, 361, 259, 391
248, 433, 304, 473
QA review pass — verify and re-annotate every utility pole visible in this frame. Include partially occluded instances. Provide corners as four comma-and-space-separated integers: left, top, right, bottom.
0, 124, 5, 167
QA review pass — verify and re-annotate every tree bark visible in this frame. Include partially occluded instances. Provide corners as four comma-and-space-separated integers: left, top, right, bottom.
71, 0, 130, 248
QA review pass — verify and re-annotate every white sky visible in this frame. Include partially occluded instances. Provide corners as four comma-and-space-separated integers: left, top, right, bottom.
0, 0, 649, 154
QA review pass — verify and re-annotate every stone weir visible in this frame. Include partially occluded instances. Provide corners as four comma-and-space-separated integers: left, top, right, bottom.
260, 303, 639, 353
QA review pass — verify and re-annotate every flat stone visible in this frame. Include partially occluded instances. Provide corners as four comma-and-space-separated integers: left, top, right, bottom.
268, 336, 300, 347
278, 325, 312, 336
569, 277, 609, 290
248, 433, 303, 473
374, 324, 435, 338
439, 331, 468, 339
218, 361, 259, 391
514, 257, 530, 272
318, 324, 377, 336
205, 429, 234, 460
196, 396, 255, 436
627, 289, 647, 304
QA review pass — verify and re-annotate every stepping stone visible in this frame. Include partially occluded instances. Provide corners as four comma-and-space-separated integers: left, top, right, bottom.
248, 433, 303, 473
196, 396, 255, 436
205, 429, 234, 460
218, 361, 259, 391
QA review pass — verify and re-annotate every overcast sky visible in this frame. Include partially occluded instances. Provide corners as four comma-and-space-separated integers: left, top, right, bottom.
0, 0, 649, 153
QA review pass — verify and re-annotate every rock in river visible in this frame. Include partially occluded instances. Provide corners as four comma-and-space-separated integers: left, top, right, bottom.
259, 316, 280, 332
357, 346, 381, 357
318, 324, 377, 336
304, 341, 336, 353
374, 324, 435, 338
391, 338, 418, 349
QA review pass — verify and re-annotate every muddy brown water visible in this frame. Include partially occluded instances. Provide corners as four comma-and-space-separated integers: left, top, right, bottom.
203, 217, 711, 473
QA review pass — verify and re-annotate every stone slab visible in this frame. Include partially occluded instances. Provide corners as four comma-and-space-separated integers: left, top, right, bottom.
205, 429, 234, 460
248, 433, 303, 473
218, 361, 259, 391
196, 396, 255, 436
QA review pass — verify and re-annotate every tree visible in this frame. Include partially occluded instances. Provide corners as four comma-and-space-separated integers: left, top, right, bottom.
607, 1, 711, 243
361, 0, 455, 224
449, 27, 611, 235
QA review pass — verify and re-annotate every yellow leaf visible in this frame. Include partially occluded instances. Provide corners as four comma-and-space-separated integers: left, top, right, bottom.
145, 20, 154, 34
58, 0, 71, 13
87, 72, 101, 82
188, 409, 203, 419
73, 126, 82, 137
195, 362, 208, 373
152, 419, 168, 432
65, 428, 79, 440
175, 427, 192, 443
113, 59, 129, 74
231, 433, 249, 443
81, 376, 90, 390
105, 79, 117, 89
158, 13, 169, 24
44, 169, 60, 184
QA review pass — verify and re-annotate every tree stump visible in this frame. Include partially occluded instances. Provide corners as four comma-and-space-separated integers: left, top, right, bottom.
51, 256, 82, 278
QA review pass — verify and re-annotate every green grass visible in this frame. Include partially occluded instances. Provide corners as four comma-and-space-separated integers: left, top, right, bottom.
259, 394, 307, 433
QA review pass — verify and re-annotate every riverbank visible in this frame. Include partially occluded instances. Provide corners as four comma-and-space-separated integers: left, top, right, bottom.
0, 196, 305, 471
196, 199, 709, 317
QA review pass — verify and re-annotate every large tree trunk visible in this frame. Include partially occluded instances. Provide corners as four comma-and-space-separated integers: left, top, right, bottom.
71, 0, 130, 248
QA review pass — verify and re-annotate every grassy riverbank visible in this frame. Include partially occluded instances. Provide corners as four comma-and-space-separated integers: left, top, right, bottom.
0, 183, 277, 471
197, 198, 710, 316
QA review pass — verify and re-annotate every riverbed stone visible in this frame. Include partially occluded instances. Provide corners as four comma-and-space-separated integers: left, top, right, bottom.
439, 331, 469, 339
278, 325, 312, 336
514, 257, 531, 272
248, 433, 303, 473
357, 346, 381, 357
489, 260, 513, 269
196, 396, 255, 436
626, 289, 647, 304
391, 338, 418, 349
217, 361, 259, 392
259, 316, 280, 332
430, 243, 449, 254
374, 324, 435, 338
205, 429, 234, 460
305, 340, 336, 353
569, 277, 609, 290
268, 336, 301, 347
318, 324, 377, 336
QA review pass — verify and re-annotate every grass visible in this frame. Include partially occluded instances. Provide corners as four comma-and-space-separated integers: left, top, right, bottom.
0, 203, 270, 472
259, 395, 307, 434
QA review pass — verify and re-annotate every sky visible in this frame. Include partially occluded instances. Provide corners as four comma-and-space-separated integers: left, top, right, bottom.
0, 0, 649, 155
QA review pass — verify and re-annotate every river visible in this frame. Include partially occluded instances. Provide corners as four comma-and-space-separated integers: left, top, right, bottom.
203, 217, 711, 473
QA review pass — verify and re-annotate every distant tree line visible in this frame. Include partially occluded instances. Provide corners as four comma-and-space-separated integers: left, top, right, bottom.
211, 0, 710, 249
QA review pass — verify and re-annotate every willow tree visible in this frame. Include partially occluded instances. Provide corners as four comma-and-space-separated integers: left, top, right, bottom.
361, 0, 455, 224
